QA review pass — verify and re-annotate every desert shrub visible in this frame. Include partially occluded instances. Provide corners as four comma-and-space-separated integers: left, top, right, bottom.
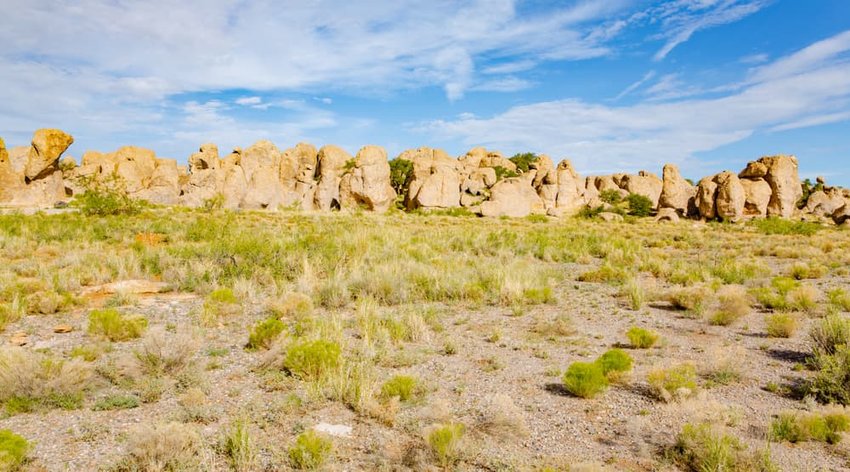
0, 429, 29, 471
562, 362, 608, 399
810, 314, 850, 359
222, 419, 257, 472
788, 262, 828, 280
809, 344, 850, 405
828, 288, 850, 312
283, 339, 341, 381
578, 263, 629, 284
70, 343, 110, 362
0, 348, 92, 414
479, 393, 529, 439
132, 328, 199, 377
0, 303, 23, 333
599, 189, 623, 205
73, 173, 142, 216
668, 286, 712, 317
626, 326, 659, 349
289, 430, 332, 470
621, 278, 645, 310
771, 409, 850, 444
493, 166, 519, 181
92, 394, 140, 411
648, 363, 698, 402
426, 423, 465, 469
671, 422, 775, 472
751, 217, 821, 236
202, 287, 242, 324
202, 193, 225, 212
508, 152, 539, 173
596, 349, 633, 382
269, 292, 314, 320
247, 318, 286, 350
380, 375, 417, 402
87, 308, 148, 341
765, 313, 798, 338
710, 285, 750, 326
116, 422, 202, 472
711, 259, 767, 285
626, 193, 653, 217
388, 158, 414, 198
530, 313, 575, 338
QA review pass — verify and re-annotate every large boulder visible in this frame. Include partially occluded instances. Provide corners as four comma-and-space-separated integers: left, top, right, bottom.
280, 142, 318, 209
24, 129, 74, 181
112, 146, 158, 194
189, 144, 220, 171
134, 159, 180, 205
740, 155, 802, 218
405, 148, 461, 209
659, 164, 695, 215
834, 204, 850, 225
0, 137, 21, 202
314, 145, 351, 211
621, 171, 662, 208
696, 176, 719, 220
714, 171, 745, 221
740, 178, 772, 217
478, 174, 544, 218
241, 140, 286, 209
339, 145, 396, 212
530, 155, 558, 211
804, 189, 847, 218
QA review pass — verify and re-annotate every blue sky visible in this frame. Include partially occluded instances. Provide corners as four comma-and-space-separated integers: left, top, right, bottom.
2, 0, 850, 183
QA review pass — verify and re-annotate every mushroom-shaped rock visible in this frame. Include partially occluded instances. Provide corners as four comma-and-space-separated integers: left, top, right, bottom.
24, 129, 74, 181
339, 145, 396, 213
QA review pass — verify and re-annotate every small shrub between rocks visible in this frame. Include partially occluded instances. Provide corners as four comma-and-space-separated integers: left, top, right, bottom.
626, 193, 653, 217
809, 344, 850, 406
0, 429, 29, 471
626, 326, 659, 348
289, 430, 332, 470
648, 363, 698, 402
562, 362, 608, 399
87, 308, 148, 342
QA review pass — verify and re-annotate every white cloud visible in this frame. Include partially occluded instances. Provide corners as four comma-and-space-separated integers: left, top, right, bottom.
235, 96, 263, 106
423, 30, 850, 176
613, 71, 656, 100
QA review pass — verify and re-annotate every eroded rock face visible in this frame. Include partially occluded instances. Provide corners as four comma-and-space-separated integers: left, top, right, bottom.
714, 171, 745, 221
551, 160, 585, 217
478, 173, 544, 218
741, 155, 802, 218
314, 145, 351, 211
134, 159, 180, 205
24, 129, 74, 181
339, 145, 396, 213
740, 178, 772, 217
659, 164, 695, 215
280, 143, 318, 209
696, 176, 719, 220
405, 147, 461, 210
805, 189, 847, 217
1, 129, 74, 207
622, 171, 663, 208
655, 207, 680, 223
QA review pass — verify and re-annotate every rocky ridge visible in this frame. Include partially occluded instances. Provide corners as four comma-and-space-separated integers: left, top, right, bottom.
2, 128, 849, 224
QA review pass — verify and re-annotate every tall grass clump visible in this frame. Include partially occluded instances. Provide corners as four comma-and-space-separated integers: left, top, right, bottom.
289, 430, 332, 470
0, 348, 92, 415
87, 308, 148, 341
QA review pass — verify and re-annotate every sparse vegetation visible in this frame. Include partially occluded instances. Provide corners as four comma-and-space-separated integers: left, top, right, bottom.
626, 326, 659, 348
289, 430, 332, 470
426, 423, 465, 469
380, 374, 418, 402
87, 308, 148, 341
0, 429, 29, 471
771, 408, 850, 444
247, 317, 286, 350
765, 313, 798, 338
670, 422, 776, 472
648, 363, 698, 402
0, 348, 92, 414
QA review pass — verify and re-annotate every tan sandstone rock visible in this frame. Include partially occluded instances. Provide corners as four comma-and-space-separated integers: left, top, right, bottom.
405, 148, 461, 210
551, 160, 586, 217
339, 145, 396, 213
740, 178, 771, 217
713, 171, 746, 221
24, 128, 74, 181
804, 189, 846, 217
659, 164, 695, 215
478, 174, 544, 218
314, 145, 352, 211
741, 155, 802, 218
622, 171, 663, 208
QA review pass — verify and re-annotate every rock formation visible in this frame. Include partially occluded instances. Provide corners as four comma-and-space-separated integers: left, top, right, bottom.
339, 145, 396, 213
404, 147, 461, 210
659, 164, 696, 216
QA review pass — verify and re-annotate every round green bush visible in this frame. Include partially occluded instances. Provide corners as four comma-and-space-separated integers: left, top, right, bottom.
562, 362, 608, 399
596, 349, 634, 377
0, 429, 29, 470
